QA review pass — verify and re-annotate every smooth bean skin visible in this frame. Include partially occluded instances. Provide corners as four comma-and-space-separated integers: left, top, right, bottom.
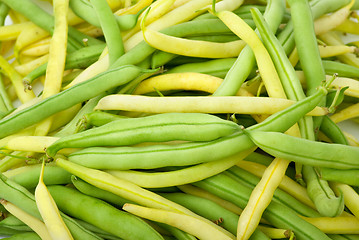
71, 176, 133, 207
2, 232, 41, 240
319, 168, 359, 186
23, 44, 106, 85
0, 175, 103, 240
47, 185, 164, 240
161, 192, 270, 240
245, 130, 359, 169
320, 115, 349, 145
46, 113, 241, 157
193, 172, 331, 240
0, 65, 146, 139
6, 165, 71, 189
225, 166, 321, 218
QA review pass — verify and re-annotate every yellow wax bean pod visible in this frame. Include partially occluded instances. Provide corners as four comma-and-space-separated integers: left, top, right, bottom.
125, 0, 212, 51
329, 75, 359, 99
313, 0, 354, 36
319, 32, 359, 68
178, 184, 243, 216
95, 94, 328, 116
122, 0, 176, 41
14, 54, 49, 76
56, 157, 197, 215
330, 102, 359, 123
21, 38, 51, 57
318, 45, 358, 58
343, 131, 359, 147
335, 18, 359, 35
63, 55, 109, 89
214, 10, 286, 99
35, 0, 69, 137
107, 148, 255, 188
4, 136, 78, 155
142, 26, 246, 58
0, 22, 33, 41
123, 203, 236, 240
0, 55, 35, 103
331, 182, 359, 220
14, 25, 49, 55
1, 199, 52, 240
237, 160, 315, 209
237, 158, 290, 240
8, 10, 28, 24
115, 0, 153, 16
257, 225, 293, 240
35, 161, 74, 240
300, 216, 359, 234
290, 45, 358, 66
133, 72, 261, 96
170, 0, 193, 9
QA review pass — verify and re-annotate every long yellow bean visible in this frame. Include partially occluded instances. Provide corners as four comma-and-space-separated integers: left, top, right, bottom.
123, 203, 236, 240
1, 199, 52, 239
34, 0, 69, 137
35, 161, 74, 240
95, 94, 328, 115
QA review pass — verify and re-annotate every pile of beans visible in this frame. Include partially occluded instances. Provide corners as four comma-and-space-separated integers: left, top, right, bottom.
0, 0, 358, 239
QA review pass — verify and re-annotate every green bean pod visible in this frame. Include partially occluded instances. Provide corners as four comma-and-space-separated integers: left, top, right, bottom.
322, 60, 359, 79
225, 166, 321, 217
67, 131, 253, 170
0, 174, 103, 240
193, 172, 332, 240
0, 65, 148, 139
0, 214, 32, 232
4, 164, 71, 189
245, 130, 359, 169
320, 115, 349, 145
71, 176, 133, 207
303, 165, 344, 217
47, 185, 164, 240
75, 111, 126, 132
46, 113, 241, 157
319, 168, 359, 186
23, 44, 106, 85
161, 192, 270, 240
2, 232, 41, 240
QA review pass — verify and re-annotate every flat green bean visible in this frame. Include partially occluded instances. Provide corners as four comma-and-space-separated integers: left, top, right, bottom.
2, 232, 41, 240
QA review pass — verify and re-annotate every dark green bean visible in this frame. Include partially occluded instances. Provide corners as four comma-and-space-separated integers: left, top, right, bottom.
74, 219, 123, 240
0, 226, 25, 236
193, 172, 332, 240
0, 65, 148, 139
47, 185, 164, 240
